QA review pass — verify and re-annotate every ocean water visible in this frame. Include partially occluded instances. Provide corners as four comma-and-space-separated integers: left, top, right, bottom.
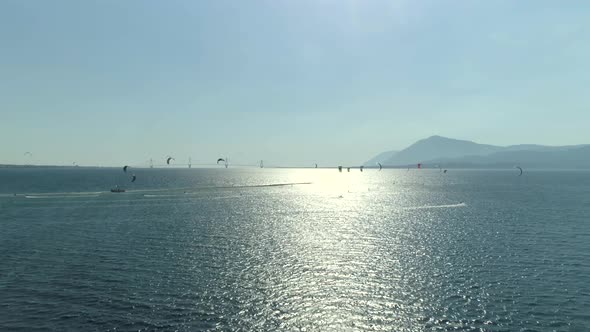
1, 167, 589, 331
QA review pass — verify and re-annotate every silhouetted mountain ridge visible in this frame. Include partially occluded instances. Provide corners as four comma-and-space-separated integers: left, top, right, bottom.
364, 150, 398, 166
365, 136, 590, 168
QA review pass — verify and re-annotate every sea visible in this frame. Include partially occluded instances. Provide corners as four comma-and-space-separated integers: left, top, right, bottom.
0, 167, 589, 331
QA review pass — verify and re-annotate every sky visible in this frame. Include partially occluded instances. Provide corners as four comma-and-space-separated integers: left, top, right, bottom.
1, 0, 590, 167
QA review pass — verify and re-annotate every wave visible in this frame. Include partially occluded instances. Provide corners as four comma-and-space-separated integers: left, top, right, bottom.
402, 203, 467, 210
25, 195, 100, 199
27, 191, 103, 196
1, 192, 104, 198
229, 182, 312, 188
9, 182, 312, 200
138, 182, 312, 194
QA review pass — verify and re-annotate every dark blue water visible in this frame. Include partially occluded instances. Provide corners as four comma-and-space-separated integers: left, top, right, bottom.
1, 168, 589, 331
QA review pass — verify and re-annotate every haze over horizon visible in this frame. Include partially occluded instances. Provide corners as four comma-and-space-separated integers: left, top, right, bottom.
2, 1, 590, 166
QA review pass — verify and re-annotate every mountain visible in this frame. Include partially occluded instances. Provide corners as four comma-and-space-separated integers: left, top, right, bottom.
374, 136, 502, 166
366, 135, 590, 168
364, 150, 398, 166
422, 146, 590, 169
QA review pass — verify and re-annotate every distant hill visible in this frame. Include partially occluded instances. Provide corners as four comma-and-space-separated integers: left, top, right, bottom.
365, 136, 590, 168
376, 136, 502, 166
364, 150, 398, 166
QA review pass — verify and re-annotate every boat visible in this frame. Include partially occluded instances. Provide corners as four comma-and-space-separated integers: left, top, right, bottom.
110, 187, 125, 193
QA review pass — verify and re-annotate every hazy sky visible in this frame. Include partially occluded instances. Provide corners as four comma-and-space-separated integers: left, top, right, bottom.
2, 0, 590, 166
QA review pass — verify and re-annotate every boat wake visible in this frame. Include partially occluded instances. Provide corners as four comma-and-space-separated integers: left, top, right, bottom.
25, 195, 100, 199
402, 202, 467, 210
9, 182, 312, 200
